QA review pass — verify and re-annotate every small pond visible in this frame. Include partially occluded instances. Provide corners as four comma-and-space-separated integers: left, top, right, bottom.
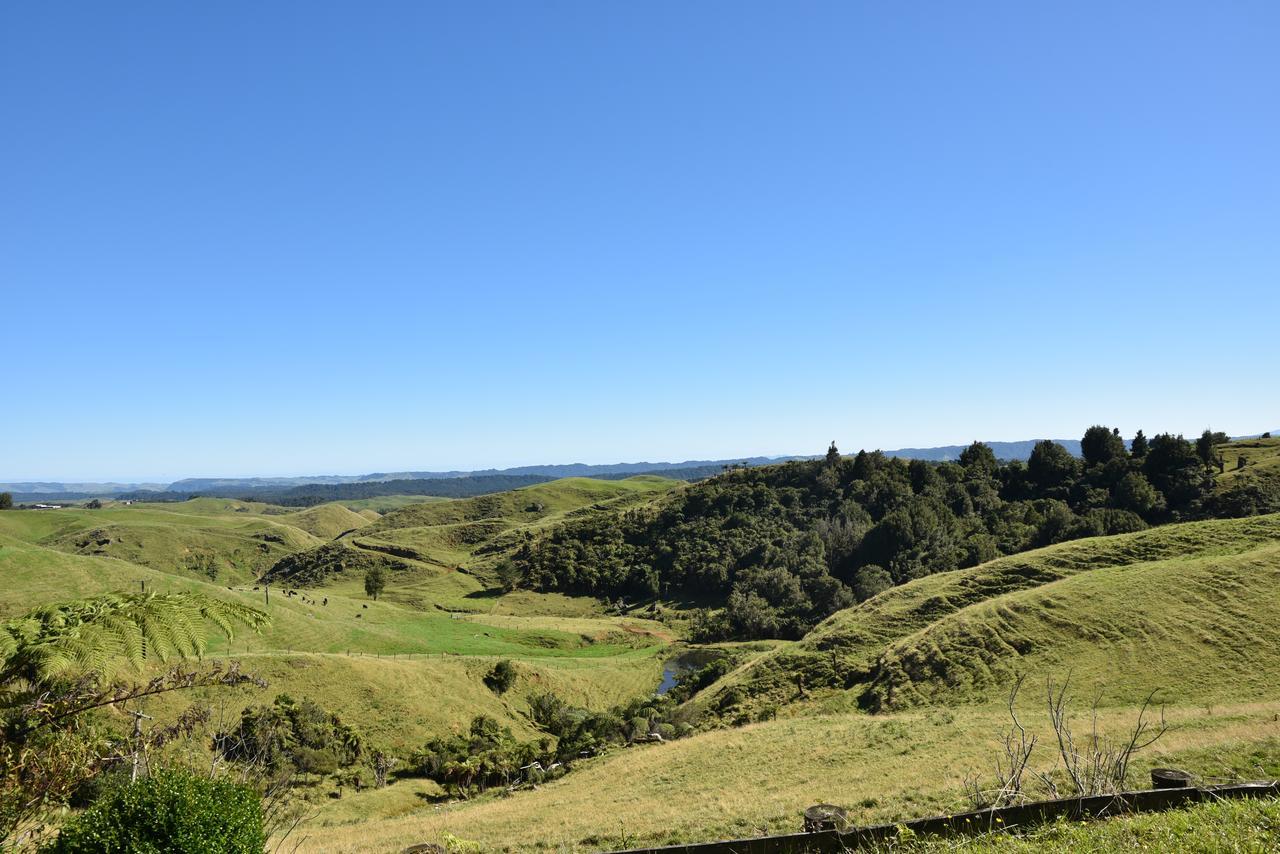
657, 648, 724, 695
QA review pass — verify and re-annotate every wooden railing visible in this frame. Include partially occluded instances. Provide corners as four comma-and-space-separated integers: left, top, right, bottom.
606, 780, 1280, 853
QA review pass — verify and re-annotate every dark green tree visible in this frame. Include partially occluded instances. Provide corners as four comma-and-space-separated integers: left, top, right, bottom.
1144, 433, 1211, 518
495, 559, 522, 593
1080, 425, 1127, 467
1114, 471, 1160, 516
852, 565, 892, 602
484, 660, 517, 694
958, 441, 998, 476
1027, 440, 1080, 492
1196, 429, 1230, 466
1130, 430, 1149, 458
825, 441, 841, 466
364, 566, 386, 601
0, 493, 11, 510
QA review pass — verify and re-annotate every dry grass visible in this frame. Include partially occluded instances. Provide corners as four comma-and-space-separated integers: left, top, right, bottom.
292, 699, 1280, 852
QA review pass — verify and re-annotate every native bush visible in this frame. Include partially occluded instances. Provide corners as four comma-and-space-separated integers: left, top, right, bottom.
513, 427, 1232, 641
484, 660, 517, 694
215, 694, 362, 775
45, 768, 264, 854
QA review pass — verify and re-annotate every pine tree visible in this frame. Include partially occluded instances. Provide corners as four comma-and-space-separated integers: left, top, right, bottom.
1130, 429, 1149, 459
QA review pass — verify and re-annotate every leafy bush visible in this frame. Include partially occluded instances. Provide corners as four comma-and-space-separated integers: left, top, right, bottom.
484, 659, 517, 694
215, 694, 362, 776
45, 768, 264, 854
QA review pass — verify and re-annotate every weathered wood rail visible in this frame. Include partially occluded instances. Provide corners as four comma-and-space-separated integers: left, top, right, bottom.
606, 780, 1280, 853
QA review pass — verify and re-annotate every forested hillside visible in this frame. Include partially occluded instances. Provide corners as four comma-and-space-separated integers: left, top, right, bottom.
513, 429, 1279, 641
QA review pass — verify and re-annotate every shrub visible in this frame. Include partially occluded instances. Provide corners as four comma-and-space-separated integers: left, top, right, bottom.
215, 694, 363, 774
484, 659, 517, 694
45, 768, 264, 854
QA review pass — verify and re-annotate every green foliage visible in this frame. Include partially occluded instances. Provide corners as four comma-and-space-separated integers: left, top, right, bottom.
1130, 429, 1148, 458
215, 694, 363, 775
1027, 440, 1079, 495
514, 428, 1231, 641
0, 592, 267, 686
495, 558, 523, 593
1214, 471, 1280, 518
364, 565, 386, 601
411, 689, 699, 797
44, 768, 265, 854
484, 659, 517, 694
853, 565, 892, 602
411, 715, 544, 796
1196, 429, 1231, 466
264, 541, 407, 587
664, 657, 732, 704
1080, 425, 1127, 467
0, 588, 265, 845
0, 493, 12, 510
959, 442, 998, 476
1143, 433, 1212, 518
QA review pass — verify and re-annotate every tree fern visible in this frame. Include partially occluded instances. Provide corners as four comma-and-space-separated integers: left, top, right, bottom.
0, 592, 268, 686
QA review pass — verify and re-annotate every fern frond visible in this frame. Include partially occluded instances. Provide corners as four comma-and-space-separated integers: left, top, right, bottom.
0, 591, 268, 686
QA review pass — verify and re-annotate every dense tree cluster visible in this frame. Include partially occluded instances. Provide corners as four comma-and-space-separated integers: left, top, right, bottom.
513, 428, 1232, 641
215, 694, 364, 778
409, 693, 692, 797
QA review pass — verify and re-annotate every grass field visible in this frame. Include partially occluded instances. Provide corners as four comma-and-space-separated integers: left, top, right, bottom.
0, 483, 679, 761
356, 476, 678, 574
0, 499, 324, 584
261, 477, 681, 600
7, 477, 1280, 852
1217, 435, 1280, 485
295, 701, 1280, 851
268, 513, 1280, 851
902, 795, 1280, 852
699, 513, 1280, 719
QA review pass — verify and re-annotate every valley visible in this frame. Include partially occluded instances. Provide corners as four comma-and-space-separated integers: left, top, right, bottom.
2, 435, 1279, 851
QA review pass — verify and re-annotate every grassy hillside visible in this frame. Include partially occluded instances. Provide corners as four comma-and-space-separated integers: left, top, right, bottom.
1217, 435, 1280, 485
366, 476, 677, 537
0, 501, 322, 584
0, 515, 672, 755
295, 701, 1280, 851
276, 503, 374, 538
696, 514, 1280, 719
270, 477, 681, 587
901, 795, 1280, 852
9, 472, 1280, 852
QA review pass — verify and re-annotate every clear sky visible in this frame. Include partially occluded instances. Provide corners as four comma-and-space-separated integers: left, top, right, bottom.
3, 2, 1277, 481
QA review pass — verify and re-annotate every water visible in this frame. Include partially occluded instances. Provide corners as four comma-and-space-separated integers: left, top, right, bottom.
656, 649, 722, 695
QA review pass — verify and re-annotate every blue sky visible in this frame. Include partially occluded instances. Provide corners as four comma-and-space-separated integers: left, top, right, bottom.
3, 2, 1277, 481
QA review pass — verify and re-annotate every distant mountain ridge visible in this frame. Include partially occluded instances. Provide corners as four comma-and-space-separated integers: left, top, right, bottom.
164, 457, 792, 493
882, 439, 1082, 462
7, 431, 1275, 500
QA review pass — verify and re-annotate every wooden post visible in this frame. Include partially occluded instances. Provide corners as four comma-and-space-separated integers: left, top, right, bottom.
129, 709, 153, 782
